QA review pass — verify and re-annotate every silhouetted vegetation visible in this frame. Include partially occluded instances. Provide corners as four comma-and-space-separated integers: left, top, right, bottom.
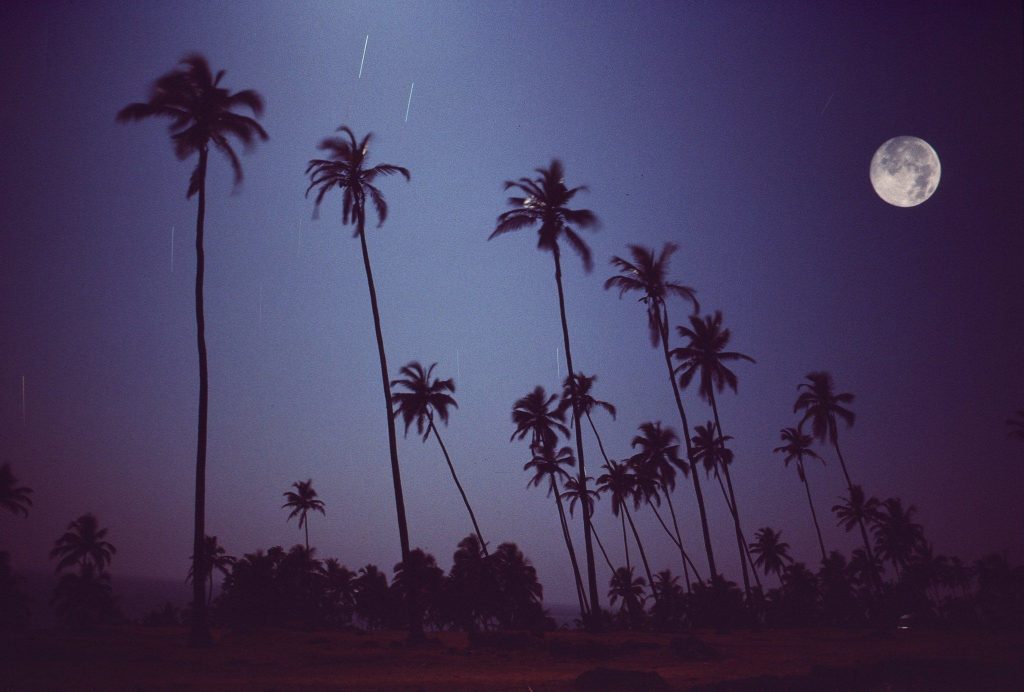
49, 514, 121, 630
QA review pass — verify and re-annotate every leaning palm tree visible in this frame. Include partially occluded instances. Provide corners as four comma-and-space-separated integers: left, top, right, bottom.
558, 372, 616, 463
832, 484, 883, 587
50, 514, 116, 574
774, 427, 828, 562
305, 125, 415, 637
187, 535, 235, 607
794, 372, 858, 488
525, 440, 588, 617
604, 243, 716, 578
748, 527, 793, 583
1006, 410, 1024, 440
118, 54, 267, 646
0, 463, 33, 517
562, 475, 614, 572
282, 479, 326, 554
490, 159, 601, 622
391, 361, 486, 554
673, 311, 756, 597
872, 497, 925, 579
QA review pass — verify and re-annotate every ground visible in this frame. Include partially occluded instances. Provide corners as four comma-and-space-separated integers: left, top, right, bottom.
4, 626, 1022, 690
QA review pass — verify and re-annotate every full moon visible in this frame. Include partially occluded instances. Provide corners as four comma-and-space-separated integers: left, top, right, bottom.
869, 136, 941, 207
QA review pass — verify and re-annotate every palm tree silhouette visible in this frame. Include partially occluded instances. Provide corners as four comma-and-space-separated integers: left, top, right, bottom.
673, 310, 756, 597
391, 361, 486, 554
604, 243, 717, 579
608, 566, 647, 625
748, 527, 793, 582
51, 514, 116, 574
490, 159, 601, 623
511, 386, 570, 448
282, 479, 326, 555
524, 440, 588, 617
794, 372, 857, 487
596, 459, 658, 599
627, 421, 701, 589
832, 484, 883, 586
0, 463, 32, 517
558, 372, 616, 463
305, 125, 416, 637
562, 475, 614, 572
187, 535, 235, 607
117, 54, 267, 646
872, 497, 925, 579
1006, 410, 1024, 440
774, 427, 828, 562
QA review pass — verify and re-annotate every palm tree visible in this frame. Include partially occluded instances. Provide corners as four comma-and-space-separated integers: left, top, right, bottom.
604, 243, 717, 578
391, 361, 486, 554
608, 566, 647, 625
187, 535, 235, 607
305, 125, 414, 637
673, 311, 756, 597
774, 427, 828, 562
524, 440, 588, 617
794, 372, 858, 488
51, 514, 116, 574
832, 485, 883, 586
596, 459, 657, 598
1006, 410, 1024, 440
872, 497, 925, 579
118, 54, 268, 646
490, 159, 601, 622
282, 480, 326, 554
627, 421, 701, 588
562, 475, 614, 572
511, 386, 570, 449
0, 463, 32, 517
558, 372, 616, 464
748, 527, 793, 583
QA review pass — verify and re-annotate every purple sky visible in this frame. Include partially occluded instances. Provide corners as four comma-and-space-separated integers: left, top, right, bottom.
1, 1, 1022, 607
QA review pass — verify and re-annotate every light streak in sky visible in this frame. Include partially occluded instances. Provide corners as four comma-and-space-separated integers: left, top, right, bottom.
170, 225, 175, 273
820, 91, 835, 117
21, 375, 25, 427
358, 35, 368, 78
404, 82, 414, 122
258, 282, 263, 328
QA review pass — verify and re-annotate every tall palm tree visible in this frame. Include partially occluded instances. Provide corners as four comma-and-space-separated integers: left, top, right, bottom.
794, 372, 857, 488
282, 479, 326, 554
773, 427, 828, 562
490, 159, 601, 622
748, 527, 793, 583
1006, 410, 1024, 440
872, 497, 925, 579
596, 459, 657, 598
604, 243, 716, 578
117, 54, 267, 646
51, 514, 116, 574
627, 421, 700, 588
832, 484, 882, 585
673, 311, 756, 597
524, 441, 588, 616
391, 361, 486, 554
0, 463, 32, 517
187, 535, 235, 607
305, 125, 415, 637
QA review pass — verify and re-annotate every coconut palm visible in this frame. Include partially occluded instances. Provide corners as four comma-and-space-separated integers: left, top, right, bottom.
490, 159, 601, 621
627, 421, 700, 588
0, 463, 32, 517
558, 372, 616, 463
562, 475, 614, 572
187, 535, 235, 607
596, 459, 657, 598
774, 427, 828, 562
748, 527, 793, 582
832, 485, 883, 586
794, 372, 858, 488
1006, 410, 1024, 440
872, 497, 925, 579
524, 441, 588, 616
117, 54, 267, 646
604, 243, 716, 578
391, 361, 486, 554
282, 479, 326, 555
608, 566, 647, 625
51, 514, 116, 574
673, 311, 756, 597
305, 125, 415, 636
511, 386, 570, 449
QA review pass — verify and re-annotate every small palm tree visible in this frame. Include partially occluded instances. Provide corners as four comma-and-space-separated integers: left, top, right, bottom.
774, 427, 828, 562
118, 54, 267, 646
306, 125, 415, 637
794, 372, 857, 488
673, 310, 756, 597
491, 159, 601, 622
558, 372, 616, 463
187, 535, 235, 607
604, 243, 716, 579
511, 386, 570, 449
51, 514, 116, 574
392, 361, 486, 554
1006, 410, 1024, 440
748, 527, 793, 582
562, 475, 614, 572
596, 459, 657, 597
832, 485, 883, 585
608, 566, 647, 625
282, 480, 326, 555
872, 497, 925, 579
0, 463, 33, 517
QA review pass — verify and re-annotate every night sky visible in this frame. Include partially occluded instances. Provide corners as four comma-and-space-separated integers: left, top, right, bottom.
1, 1, 1021, 607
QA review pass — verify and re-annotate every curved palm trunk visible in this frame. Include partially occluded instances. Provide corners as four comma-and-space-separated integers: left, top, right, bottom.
585, 413, 628, 576
551, 477, 588, 617
658, 305, 717, 579
621, 512, 631, 572
189, 147, 211, 648
623, 506, 657, 603
428, 419, 488, 556
832, 432, 881, 593
552, 248, 600, 625
798, 458, 828, 562
708, 394, 753, 598
591, 522, 615, 572
649, 500, 701, 587
712, 470, 762, 592
356, 211, 420, 640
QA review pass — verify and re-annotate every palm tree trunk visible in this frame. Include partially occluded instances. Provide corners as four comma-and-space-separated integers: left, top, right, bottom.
429, 419, 488, 556
658, 304, 717, 579
591, 523, 615, 572
551, 248, 600, 625
832, 433, 881, 593
712, 470, 762, 591
621, 511, 631, 572
660, 490, 696, 591
708, 393, 753, 598
304, 520, 310, 555
356, 209, 420, 641
648, 499, 700, 589
623, 506, 658, 603
798, 459, 828, 562
552, 477, 588, 617
189, 147, 211, 648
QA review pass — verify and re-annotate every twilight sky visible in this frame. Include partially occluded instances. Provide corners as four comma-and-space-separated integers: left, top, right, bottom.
1, 1, 1021, 607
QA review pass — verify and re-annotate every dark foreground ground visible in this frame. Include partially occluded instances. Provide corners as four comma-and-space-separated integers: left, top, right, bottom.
4, 626, 1022, 690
